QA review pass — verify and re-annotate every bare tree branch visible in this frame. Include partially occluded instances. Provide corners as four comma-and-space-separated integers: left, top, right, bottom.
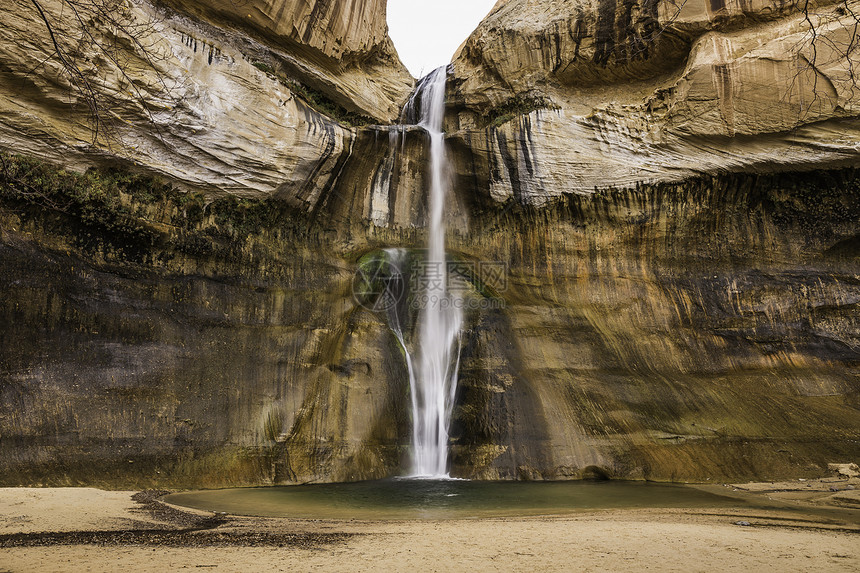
25, 0, 180, 147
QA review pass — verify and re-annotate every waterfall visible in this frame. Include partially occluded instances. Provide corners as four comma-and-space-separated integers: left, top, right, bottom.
402, 67, 463, 478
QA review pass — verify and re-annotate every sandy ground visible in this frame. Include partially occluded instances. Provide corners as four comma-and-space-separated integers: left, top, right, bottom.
0, 482, 858, 573
0, 488, 145, 535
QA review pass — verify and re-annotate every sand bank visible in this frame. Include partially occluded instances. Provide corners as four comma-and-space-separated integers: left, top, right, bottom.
0, 481, 857, 572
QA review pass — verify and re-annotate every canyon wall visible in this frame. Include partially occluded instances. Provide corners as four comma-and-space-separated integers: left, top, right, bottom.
438, 0, 859, 479
0, 0, 857, 486
448, 170, 859, 480
449, 0, 860, 198
0, 0, 413, 200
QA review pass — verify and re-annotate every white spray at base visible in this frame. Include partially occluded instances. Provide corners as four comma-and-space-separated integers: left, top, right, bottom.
402, 67, 463, 478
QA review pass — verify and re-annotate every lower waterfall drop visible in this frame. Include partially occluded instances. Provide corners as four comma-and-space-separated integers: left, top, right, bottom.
404, 66, 463, 478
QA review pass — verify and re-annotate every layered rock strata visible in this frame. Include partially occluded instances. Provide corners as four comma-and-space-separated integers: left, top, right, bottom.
449, 0, 860, 199
0, 0, 413, 200
0, 0, 858, 486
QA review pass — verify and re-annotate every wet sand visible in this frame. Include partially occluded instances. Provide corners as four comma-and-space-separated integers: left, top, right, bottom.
1, 480, 858, 572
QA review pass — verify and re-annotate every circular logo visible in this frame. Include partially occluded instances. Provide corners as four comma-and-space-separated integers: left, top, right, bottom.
352, 259, 405, 312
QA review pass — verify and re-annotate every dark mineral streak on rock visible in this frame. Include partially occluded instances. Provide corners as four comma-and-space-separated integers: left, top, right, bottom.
0, 0, 858, 488
1, 150, 856, 486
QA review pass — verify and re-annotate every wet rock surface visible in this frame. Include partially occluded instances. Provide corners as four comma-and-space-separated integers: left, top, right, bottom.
0, 1, 858, 486
1, 155, 857, 485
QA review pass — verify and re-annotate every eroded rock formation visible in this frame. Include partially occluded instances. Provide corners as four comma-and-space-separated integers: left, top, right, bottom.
0, 0, 857, 486
0, 0, 412, 200
449, 0, 860, 200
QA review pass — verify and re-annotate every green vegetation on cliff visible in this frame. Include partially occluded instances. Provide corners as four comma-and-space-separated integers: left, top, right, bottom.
0, 152, 314, 267
1, 150, 858, 487
483, 94, 559, 128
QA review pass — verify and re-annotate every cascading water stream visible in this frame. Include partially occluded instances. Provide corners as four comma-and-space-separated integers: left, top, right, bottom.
402, 67, 463, 478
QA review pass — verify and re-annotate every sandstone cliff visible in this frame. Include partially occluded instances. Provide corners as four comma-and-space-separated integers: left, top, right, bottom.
0, 0, 413, 200
159, 0, 411, 117
164, 0, 393, 59
1, 152, 856, 485
450, 0, 860, 200
0, 0, 857, 486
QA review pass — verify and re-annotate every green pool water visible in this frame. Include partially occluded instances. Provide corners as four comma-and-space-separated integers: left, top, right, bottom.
164, 479, 747, 520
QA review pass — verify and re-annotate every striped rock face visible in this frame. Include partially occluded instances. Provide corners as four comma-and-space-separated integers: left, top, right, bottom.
0, 0, 857, 487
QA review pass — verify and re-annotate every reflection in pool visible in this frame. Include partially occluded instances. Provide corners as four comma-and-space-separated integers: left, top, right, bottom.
165, 479, 746, 520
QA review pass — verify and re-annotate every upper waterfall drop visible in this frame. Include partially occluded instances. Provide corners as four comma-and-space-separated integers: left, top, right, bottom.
402, 66, 464, 478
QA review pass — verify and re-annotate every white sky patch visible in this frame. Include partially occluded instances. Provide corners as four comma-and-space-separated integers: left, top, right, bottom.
387, 0, 498, 79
